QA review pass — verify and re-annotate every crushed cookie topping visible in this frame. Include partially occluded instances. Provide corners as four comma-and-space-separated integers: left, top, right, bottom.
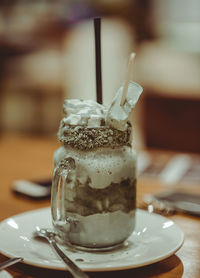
58, 121, 132, 150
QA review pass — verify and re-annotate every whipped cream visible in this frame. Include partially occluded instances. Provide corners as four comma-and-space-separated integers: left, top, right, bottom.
61, 81, 142, 131
106, 81, 143, 131
63, 99, 107, 127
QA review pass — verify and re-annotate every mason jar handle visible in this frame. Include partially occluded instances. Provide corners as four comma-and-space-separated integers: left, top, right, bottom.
51, 157, 76, 234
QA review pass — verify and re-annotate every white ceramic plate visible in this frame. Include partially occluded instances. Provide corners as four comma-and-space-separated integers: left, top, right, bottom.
0, 208, 184, 272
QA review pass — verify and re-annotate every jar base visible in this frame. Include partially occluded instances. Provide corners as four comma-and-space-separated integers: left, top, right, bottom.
53, 210, 136, 250
55, 235, 128, 252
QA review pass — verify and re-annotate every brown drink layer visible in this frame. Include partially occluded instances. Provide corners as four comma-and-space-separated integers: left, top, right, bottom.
64, 177, 136, 216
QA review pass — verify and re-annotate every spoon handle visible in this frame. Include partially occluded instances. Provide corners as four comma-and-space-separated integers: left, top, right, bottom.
0, 257, 23, 271
50, 239, 89, 278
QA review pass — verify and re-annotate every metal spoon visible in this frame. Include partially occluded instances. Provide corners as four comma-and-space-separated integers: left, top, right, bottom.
34, 228, 89, 278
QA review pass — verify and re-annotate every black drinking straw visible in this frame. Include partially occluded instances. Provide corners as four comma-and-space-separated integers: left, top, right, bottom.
94, 17, 102, 104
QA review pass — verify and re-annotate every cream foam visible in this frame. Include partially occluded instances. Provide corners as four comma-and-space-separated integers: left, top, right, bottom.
54, 146, 137, 189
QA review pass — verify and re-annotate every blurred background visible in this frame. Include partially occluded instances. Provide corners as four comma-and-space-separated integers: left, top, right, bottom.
0, 0, 199, 153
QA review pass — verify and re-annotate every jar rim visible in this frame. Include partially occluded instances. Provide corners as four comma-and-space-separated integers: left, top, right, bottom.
58, 123, 132, 151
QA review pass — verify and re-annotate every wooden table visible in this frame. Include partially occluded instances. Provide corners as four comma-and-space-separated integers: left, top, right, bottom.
0, 133, 199, 278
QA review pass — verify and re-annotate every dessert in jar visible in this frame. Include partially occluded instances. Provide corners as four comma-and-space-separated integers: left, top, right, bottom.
51, 81, 143, 249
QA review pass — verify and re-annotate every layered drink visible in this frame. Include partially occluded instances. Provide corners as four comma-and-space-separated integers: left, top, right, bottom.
51, 81, 142, 249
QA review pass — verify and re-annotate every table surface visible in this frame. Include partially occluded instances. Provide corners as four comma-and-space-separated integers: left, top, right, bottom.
0, 133, 199, 278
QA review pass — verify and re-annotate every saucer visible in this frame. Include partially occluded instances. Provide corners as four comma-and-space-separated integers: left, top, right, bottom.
0, 208, 184, 271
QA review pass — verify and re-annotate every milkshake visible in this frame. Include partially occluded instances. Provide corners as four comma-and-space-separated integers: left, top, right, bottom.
51, 81, 142, 249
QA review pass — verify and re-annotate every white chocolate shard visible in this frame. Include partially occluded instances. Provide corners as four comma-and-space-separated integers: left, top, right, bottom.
106, 81, 143, 131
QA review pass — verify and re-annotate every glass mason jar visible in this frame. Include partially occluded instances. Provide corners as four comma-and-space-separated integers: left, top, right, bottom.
51, 120, 137, 250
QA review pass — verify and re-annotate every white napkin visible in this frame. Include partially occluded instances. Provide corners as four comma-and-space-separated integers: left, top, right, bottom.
0, 271, 13, 278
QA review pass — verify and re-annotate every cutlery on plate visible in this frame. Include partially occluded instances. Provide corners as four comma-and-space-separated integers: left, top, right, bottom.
34, 227, 89, 278
140, 195, 176, 216
0, 257, 23, 271
141, 193, 200, 217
